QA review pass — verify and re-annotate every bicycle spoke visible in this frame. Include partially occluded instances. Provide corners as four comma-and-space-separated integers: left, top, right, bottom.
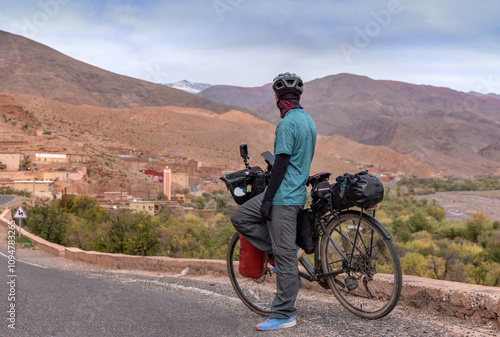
227, 233, 275, 316
321, 212, 402, 319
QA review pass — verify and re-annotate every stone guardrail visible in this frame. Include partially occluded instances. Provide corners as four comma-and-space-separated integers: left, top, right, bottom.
1, 209, 499, 327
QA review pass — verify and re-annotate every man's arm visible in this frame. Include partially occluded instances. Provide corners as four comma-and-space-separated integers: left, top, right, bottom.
260, 153, 290, 220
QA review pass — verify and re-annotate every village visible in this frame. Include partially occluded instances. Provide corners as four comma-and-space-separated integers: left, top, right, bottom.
0, 131, 232, 219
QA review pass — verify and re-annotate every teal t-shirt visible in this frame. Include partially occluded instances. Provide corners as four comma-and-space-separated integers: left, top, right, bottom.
273, 108, 317, 206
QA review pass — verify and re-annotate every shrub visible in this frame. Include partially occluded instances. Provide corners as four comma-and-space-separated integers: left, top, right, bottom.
24, 202, 69, 244
465, 212, 490, 242
408, 211, 434, 233
400, 252, 427, 276
426, 205, 446, 222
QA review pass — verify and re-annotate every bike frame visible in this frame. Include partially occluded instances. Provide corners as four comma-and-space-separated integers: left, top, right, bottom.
297, 208, 387, 283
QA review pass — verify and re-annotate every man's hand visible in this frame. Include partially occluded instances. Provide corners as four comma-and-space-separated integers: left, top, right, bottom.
260, 200, 272, 221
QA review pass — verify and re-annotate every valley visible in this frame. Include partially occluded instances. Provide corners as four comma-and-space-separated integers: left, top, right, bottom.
1, 29, 499, 202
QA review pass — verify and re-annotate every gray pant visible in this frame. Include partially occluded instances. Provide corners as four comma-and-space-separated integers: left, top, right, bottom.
230, 191, 302, 319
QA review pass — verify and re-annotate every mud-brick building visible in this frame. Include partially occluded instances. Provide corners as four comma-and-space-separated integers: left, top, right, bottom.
129, 201, 155, 216
0, 152, 24, 170
198, 165, 225, 179
67, 153, 92, 163
139, 170, 164, 183
35, 153, 68, 163
169, 160, 198, 177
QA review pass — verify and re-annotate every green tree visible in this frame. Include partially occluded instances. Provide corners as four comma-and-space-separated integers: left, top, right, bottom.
465, 212, 490, 242
467, 256, 492, 285
103, 210, 130, 253
427, 255, 446, 279
408, 211, 433, 233
66, 214, 107, 251
123, 213, 160, 255
391, 218, 412, 243
24, 202, 69, 244
400, 252, 427, 276
426, 205, 446, 222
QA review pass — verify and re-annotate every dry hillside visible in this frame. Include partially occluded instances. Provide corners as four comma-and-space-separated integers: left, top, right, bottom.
316, 135, 435, 177
199, 73, 500, 176
0, 30, 254, 115
0, 30, 437, 190
1, 93, 434, 197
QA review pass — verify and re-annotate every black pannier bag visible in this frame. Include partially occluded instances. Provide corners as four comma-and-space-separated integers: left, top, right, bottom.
330, 170, 384, 210
296, 208, 315, 254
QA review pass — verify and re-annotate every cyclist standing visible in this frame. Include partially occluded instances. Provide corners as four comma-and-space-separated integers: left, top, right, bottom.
231, 72, 317, 331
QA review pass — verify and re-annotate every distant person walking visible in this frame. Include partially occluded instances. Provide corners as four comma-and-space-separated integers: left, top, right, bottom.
231, 72, 317, 331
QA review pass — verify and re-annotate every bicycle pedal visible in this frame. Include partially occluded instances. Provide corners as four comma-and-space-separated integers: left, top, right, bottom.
345, 277, 359, 291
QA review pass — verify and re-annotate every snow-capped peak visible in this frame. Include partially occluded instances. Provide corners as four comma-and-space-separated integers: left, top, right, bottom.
163, 80, 212, 94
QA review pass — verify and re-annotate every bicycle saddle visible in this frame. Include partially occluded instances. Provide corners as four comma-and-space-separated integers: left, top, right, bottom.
307, 171, 331, 186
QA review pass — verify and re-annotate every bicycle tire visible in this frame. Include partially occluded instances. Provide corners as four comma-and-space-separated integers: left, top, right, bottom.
320, 211, 402, 319
226, 233, 275, 316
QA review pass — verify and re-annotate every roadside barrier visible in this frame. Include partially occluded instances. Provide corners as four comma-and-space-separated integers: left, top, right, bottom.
1, 209, 498, 327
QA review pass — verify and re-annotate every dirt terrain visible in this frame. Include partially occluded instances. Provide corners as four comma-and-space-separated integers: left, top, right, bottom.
1, 92, 439, 198
416, 191, 500, 222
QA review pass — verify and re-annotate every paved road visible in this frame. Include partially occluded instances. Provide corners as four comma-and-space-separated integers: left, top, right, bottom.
0, 253, 255, 336
0, 239, 497, 336
0, 195, 15, 207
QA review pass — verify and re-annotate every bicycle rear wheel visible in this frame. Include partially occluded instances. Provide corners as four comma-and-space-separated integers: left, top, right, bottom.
227, 233, 275, 316
320, 211, 402, 319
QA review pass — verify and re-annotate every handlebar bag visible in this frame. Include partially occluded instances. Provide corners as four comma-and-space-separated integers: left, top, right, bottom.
239, 234, 267, 279
222, 167, 266, 204
221, 168, 251, 205
296, 208, 315, 254
331, 170, 384, 210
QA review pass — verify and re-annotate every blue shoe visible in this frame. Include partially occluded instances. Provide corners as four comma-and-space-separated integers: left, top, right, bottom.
255, 316, 296, 331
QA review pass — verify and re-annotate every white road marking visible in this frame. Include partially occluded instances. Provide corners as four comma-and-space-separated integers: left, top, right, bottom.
0, 251, 49, 268
131, 278, 240, 303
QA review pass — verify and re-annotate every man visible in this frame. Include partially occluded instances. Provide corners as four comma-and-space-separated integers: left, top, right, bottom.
230, 72, 317, 331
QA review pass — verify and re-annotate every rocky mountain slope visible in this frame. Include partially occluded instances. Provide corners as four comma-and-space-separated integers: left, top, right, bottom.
0, 31, 250, 114
199, 74, 500, 175
198, 84, 272, 113
1, 92, 433, 186
0, 30, 435, 185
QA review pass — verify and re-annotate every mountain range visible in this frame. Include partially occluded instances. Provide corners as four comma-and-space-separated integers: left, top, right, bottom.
469, 91, 500, 100
1, 30, 498, 179
199, 75, 500, 175
0, 31, 250, 115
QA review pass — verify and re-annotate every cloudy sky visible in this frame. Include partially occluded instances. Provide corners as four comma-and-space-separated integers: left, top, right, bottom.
1, 0, 499, 93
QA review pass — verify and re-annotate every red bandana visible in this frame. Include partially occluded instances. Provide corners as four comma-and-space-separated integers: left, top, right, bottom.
277, 93, 302, 118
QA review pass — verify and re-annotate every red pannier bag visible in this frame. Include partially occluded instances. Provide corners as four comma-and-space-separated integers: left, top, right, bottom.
239, 234, 267, 279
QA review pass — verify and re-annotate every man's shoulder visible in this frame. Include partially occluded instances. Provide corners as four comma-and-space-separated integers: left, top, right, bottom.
288, 108, 307, 115
283, 108, 311, 121
278, 110, 313, 132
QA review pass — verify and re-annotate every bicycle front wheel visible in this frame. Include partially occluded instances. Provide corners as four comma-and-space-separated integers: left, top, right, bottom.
227, 233, 275, 316
320, 211, 402, 319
